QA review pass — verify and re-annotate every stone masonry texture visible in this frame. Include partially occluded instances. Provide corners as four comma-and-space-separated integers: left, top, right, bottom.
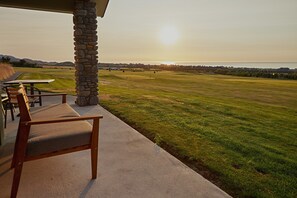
74, 0, 99, 106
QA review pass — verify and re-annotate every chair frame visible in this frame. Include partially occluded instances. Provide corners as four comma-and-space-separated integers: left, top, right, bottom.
10, 92, 102, 198
4, 86, 18, 122
3, 85, 43, 126
1, 97, 8, 128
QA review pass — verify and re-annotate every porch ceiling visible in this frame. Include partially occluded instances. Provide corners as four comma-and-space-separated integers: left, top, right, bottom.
0, 0, 109, 17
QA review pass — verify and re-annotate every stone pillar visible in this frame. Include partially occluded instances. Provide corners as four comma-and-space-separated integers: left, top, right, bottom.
73, 0, 99, 106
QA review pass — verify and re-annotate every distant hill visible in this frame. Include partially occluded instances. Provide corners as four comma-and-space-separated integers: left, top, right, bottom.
0, 54, 74, 67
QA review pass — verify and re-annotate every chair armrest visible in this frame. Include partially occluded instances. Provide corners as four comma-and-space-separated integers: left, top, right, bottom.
1, 97, 8, 103
27, 93, 67, 103
24, 115, 103, 126
27, 93, 67, 97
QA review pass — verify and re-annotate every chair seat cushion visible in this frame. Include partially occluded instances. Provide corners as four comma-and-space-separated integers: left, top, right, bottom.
30, 103, 80, 119
26, 121, 92, 157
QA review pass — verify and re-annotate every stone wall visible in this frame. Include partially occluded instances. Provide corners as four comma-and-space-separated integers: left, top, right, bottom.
73, 0, 99, 106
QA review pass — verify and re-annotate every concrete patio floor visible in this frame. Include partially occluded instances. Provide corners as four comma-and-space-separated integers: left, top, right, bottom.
0, 95, 231, 198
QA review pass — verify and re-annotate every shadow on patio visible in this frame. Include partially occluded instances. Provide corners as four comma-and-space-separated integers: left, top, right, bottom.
0, 94, 230, 197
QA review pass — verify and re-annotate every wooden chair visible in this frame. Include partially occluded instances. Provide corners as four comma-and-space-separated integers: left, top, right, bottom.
4, 84, 42, 124
4, 86, 19, 122
10, 85, 103, 198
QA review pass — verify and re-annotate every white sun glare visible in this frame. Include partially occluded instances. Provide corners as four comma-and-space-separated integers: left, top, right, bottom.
159, 26, 179, 45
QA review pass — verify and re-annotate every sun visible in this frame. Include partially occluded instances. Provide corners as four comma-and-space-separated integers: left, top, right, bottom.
159, 26, 179, 45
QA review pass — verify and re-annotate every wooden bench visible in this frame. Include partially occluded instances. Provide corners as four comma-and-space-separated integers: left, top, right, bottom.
10, 84, 103, 198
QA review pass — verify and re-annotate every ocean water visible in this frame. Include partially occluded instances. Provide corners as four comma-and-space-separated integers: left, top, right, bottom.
117, 61, 297, 69
113, 61, 297, 69
173, 62, 297, 69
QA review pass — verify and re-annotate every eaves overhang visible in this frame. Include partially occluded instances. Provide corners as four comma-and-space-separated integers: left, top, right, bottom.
0, 0, 109, 17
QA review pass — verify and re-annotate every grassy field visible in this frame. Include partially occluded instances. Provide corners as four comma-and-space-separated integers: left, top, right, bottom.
16, 67, 297, 197
15, 67, 76, 94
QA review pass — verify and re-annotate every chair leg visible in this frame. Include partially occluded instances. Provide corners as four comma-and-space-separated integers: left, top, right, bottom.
11, 124, 21, 169
91, 118, 100, 179
4, 108, 7, 128
10, 104, 14, 121
11, 155, 16, 169
11, 162, 24, 198
10, 123, 30, 198
91, 146, 98, 179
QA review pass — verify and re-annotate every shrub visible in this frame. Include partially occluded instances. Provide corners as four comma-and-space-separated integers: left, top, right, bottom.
0, 63, 15, 80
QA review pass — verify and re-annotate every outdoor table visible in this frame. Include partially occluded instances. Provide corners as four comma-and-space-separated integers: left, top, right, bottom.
4, 79, 55, 95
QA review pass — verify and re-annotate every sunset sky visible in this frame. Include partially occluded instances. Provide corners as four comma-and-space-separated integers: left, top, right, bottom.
0, 0, 296, 63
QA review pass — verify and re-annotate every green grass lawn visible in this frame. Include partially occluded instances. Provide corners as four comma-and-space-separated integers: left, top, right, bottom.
16, 67, 297, 197
15, 67, 76, 94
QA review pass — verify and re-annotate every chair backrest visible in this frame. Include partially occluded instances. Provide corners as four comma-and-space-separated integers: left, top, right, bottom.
17, 85, 31, 122
5, 84, 30, 109
5, 86, 19, 104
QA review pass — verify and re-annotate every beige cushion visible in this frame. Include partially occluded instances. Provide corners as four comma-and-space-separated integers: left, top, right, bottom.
26, 103, 90, 157
26, 120, 92, 157
30, 103, 80, 119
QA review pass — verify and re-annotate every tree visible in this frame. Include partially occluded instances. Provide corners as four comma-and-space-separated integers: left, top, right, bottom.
1, 56, 10, 63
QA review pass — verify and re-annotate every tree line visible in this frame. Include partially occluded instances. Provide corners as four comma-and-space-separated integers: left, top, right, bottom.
1, 56, 38, 68
99, 63, 297, 80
